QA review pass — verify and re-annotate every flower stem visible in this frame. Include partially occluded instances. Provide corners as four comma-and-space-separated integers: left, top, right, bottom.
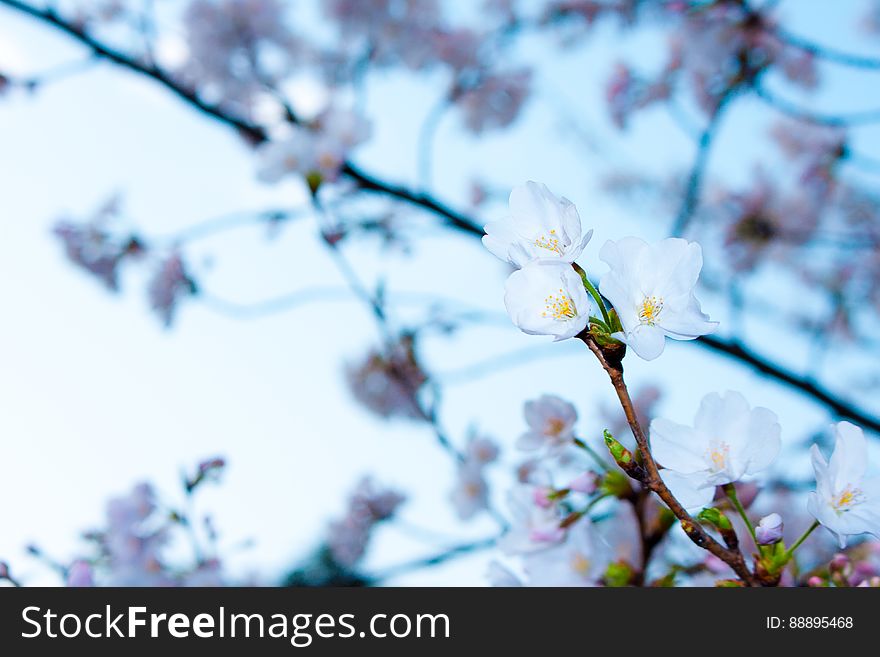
573, 263, 612, 330
573, 437, 612, 472
723, 483, 757, 547
781, 520, 820, 564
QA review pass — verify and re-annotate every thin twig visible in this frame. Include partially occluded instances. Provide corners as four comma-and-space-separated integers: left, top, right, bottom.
582, 335, 759, 585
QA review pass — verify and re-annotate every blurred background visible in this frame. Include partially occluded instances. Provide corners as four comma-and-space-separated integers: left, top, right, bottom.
1, 0, 879, 586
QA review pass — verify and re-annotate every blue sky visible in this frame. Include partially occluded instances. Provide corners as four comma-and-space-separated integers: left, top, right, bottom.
1, 1, 879, 585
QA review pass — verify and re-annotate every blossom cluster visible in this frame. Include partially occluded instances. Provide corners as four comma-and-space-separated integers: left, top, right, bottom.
2, 458, 229, 587
483, 181, 880, 585
485, 181, 717, 359
326, 477, 406, 569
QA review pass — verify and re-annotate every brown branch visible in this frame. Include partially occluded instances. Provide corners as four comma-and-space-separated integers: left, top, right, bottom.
581, 335, 759, 586
3, 0, 879, 437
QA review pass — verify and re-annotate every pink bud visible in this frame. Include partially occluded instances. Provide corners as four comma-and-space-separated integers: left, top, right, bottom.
829, 553, 851, 574
532, 487, 554, 509
0, 561, 9, 579
755, 513, 784, 545
807, 576, 825, 587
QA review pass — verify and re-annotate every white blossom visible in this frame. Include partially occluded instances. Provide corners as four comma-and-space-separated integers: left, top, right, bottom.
503, 261, 591, 341
483, 181, 592, 268
498, 486, 564, 555
807, 422, 880, 548
521, 519, 602, 587
598, 236, 718, 360
650, 391, 781, 511
517, 394, 578, 451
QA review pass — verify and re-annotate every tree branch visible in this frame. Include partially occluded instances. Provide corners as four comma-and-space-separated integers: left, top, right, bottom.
581, 335, 759, 586
4, 0, 878, 437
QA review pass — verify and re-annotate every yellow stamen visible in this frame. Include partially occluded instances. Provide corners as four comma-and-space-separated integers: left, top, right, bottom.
571, 554, 591, 576
541, 288, 578, 321
639, 295, 664, 326
707, 443, 730, 472
833, 486, 862, 512
534, 228, 564, 255
545, 418, 567, 436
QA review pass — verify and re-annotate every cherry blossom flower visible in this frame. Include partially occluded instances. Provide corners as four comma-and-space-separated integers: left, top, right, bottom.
755, 513, 784, 545
345, 334, 428, 421
598, 236, 717, 360
504, 261, 592, 341
808, 422, 880, 549
256, 108, 370, 184
451, 433, 499, 520
327, 477, 405, 568
255, 128, 318, 184
517, 394, 578, 451
455, 68, 532, 134
181, 0, 300, 110
66, 560, 95, 587
522, 520, 602, 587
148, 252, 197, 328
483, 181, 592, 268
499, 485, 565, 555
650, 391, 781, 511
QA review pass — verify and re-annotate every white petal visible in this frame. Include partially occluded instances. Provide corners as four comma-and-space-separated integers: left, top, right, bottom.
741, 406, 782, 475
650, 418, 708, 473
828, 421, 868, 492
661, 470, 716, 511
622, 323, 666, 360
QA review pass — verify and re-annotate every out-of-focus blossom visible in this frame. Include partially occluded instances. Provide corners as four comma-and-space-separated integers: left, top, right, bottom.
521, 518, 602, 586
771, 120, 845, 198
498, 485, 565, 555
504, 260, 592, 341
517, 394, 578, 452
345, 334, 428, 421
483, 182, 592, 268
599, 237, 717, 360
66, 560, 95, 587
100, 483, 171, 586
148, 251, 197, 328
808, 422, 880, 548
650, 391, 781, 510
327, 477, 405, 568
455, 68, 532, 134
755, 513, 784, 545
53, 198, 144, 291
605, 62, 672, 129
568, 471, 598, 494
181, 0, 301, 110
323, 0, 442, 71
256, 107, 370, 184
709, 173, 821, 271
451, 433, 499, 520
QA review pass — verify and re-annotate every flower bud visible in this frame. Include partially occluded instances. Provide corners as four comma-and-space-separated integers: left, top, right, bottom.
829, 553, 851, 575
807, 576, 826, 587
603, 560, 636, 587
532, 486, 555, 509
697, 507, 737, 550
755, 513, 784, 545
603, 430, 645, 481
0, 561, 9, 579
